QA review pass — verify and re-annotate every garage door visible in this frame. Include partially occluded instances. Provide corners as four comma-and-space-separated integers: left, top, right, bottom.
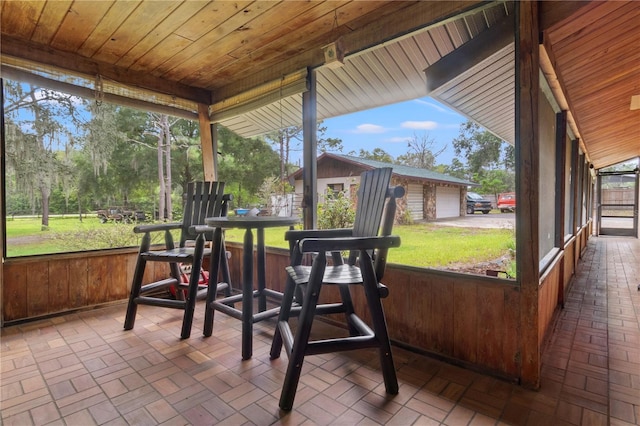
436, 186, 460, 218
406, 184, 423, 221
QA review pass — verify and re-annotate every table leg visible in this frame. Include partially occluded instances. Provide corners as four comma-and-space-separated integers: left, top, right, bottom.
257, 227, 267, 312
242, 228, 253, 359
204, 227, 223, 337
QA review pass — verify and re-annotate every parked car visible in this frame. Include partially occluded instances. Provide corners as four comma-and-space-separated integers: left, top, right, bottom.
466, 192, 492, 214
497, 192, 516, 212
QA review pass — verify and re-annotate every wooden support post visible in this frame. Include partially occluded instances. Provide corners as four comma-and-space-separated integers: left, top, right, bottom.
0, 77, 5, 327
198, 103, 216, 181
302, 68, 317, 230
555, 110, 567, 308
555, 110, 567, 247
515, 0, 541, 389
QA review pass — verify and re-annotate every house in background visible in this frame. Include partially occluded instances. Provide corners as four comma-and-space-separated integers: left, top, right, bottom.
290, 153, 477, 221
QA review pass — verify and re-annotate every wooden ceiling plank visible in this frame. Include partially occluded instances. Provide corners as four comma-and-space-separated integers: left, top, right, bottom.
551, 5, 639, 69
544, 0, 626, 43
117, 1, 210, 69
173, 1, 254, 43
567, 60, 640, 108
129, 33, 195, 73
224, 2, 337, 61
76, 1, 142, 58
540, 0, 593, 34
31, 0, 73, 45
0, 0, 46, 39
50, 0, 113, 52
181, 1, 391, 88
91, 1, 183, 64
153, 1, 281, 82
178, 2, 330, 87
555, 28, 639, 82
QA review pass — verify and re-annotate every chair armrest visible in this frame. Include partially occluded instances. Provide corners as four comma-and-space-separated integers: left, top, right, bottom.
191, 225, 211, 234
284, 228, 353, 242
297, 235, 400, 253
190, 225, 216, 239
133, 222, 182, 234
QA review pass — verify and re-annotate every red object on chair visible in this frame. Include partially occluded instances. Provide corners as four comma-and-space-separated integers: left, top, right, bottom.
169, 264, 210, 299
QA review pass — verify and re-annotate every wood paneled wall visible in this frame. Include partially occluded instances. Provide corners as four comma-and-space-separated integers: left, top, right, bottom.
3, 228, 592, 381
2, 249, 169, 323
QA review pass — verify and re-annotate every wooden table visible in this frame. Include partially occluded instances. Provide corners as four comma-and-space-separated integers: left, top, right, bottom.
203, 216, 300, 359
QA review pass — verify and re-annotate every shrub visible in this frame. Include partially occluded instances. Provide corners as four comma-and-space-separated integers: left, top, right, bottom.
317, 190, 355, 230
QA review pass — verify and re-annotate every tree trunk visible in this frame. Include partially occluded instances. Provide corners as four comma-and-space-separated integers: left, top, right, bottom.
162, 115, 173, 221
40, 185, 50, 228
157, 126, 166, 221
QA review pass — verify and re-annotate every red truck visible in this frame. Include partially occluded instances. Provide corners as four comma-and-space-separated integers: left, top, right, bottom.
497, 192, 516, 213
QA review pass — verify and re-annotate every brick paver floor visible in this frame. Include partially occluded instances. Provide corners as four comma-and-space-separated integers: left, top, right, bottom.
1, 236, 638, 425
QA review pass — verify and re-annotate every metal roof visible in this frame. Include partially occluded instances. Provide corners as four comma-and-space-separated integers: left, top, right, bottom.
298, 153, 477, 187
218, 2, 515, 145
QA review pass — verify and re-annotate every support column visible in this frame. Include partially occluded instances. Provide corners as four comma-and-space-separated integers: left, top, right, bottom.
0, 78, 5, 327
515, 0, 541, 389
198, 103, 217, 181
302, 68, 317, 229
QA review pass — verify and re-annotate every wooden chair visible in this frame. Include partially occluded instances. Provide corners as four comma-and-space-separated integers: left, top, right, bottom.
124, 181, 232, 339
270, 167, 404, 411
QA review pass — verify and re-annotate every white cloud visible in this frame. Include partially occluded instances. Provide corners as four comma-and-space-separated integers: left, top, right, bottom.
385, 136, 411, 143
352, 123, 386, 134
401, 120, 438, 130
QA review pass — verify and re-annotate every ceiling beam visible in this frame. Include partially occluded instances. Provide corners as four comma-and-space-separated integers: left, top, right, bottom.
1, 65, 198, 120
425, 15, 513, 94
0, 35, 212, 106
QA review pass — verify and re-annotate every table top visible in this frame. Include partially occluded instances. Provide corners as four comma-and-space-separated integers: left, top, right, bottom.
205, 216, 300, 229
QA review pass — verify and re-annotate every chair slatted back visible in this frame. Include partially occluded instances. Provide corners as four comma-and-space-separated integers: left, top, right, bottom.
344, 168, 404, 280
180, 181, 226, 246
352, 167, 393, 238
345, 168, 394, 267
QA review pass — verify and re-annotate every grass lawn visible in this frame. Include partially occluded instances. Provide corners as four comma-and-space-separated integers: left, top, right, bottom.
5, 217, 515, 271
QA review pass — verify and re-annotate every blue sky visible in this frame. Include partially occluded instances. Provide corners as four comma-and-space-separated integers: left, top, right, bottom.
314, 97, 467, 167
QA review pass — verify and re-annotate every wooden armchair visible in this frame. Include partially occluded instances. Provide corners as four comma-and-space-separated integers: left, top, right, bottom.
124, 181, 232, 339
270, 167, 404, 410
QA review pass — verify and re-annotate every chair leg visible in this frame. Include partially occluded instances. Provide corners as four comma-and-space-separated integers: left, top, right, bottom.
180, 234, 205, 339
124, 233, 150, 331
270, 275, 297, 359
337, 283, 359, 335
278, 254, 326, 411
219, 238, 232, 298
361, 263, 398, 394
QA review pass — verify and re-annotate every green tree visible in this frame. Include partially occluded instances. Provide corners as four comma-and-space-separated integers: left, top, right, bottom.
396, 132, 446, 170
452, 121, 503, 176
3, 81, 83, 227
452, 120, 514, 189
356, 148, 394, 163
439, 158, 469, 180
479, 169, 512, 201
217, 126, 280, 208
265, 120, 343, 181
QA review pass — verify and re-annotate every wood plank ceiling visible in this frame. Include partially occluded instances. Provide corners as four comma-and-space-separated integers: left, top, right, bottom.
1, 0, 638, 170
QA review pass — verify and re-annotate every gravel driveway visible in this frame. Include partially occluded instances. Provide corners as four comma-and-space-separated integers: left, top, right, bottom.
430, 212, 515, 229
